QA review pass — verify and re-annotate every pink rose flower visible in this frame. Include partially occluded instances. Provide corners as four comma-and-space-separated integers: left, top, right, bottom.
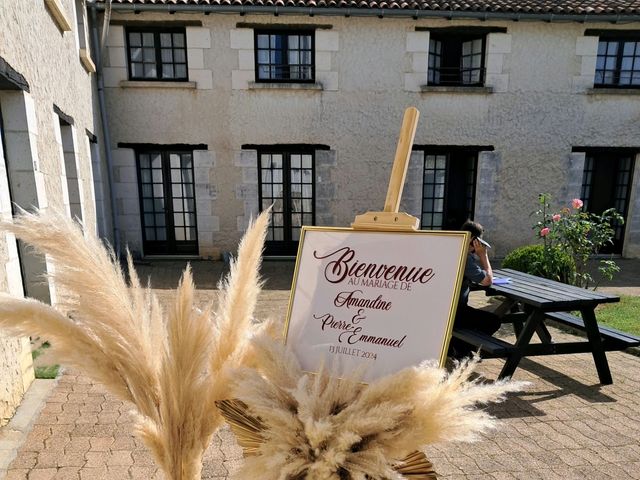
552, 214, 561, 222
572, 198, 584, 209
540, 227, 550, 237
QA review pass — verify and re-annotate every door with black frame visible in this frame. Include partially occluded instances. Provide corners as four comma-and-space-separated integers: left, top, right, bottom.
1, 106, 28, 296
581, 150, 635, 254
258, 149, 315, 255
136, 149, 198, 255
420, 149, 478, 231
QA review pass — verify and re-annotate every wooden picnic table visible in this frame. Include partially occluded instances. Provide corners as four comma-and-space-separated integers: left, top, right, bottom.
452, 268, 640, 385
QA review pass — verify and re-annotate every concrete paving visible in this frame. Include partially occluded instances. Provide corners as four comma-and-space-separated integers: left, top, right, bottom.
1, 259, 639, 480
0, 381, 58, 477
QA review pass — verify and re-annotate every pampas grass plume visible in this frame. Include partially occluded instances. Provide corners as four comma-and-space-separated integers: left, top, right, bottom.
0, 208, 270, 480
229, 330, 526, 480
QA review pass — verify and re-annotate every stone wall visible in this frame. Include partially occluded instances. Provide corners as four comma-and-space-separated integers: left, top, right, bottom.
194, 150, 220, 258
0, 148, 33, 426
626, 154, 640, 258
0, 0, 106, 425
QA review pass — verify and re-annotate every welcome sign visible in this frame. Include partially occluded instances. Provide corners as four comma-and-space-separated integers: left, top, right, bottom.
284, 227, 469, 382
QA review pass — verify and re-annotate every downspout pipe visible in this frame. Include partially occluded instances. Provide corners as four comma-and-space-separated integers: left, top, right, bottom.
90, 6, 122, 257
85, 3, 640, 23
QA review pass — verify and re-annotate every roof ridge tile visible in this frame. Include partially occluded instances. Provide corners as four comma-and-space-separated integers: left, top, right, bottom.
99, 0, 640, 16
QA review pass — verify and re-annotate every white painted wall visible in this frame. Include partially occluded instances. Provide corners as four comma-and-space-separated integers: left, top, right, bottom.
102, 12, 640, 257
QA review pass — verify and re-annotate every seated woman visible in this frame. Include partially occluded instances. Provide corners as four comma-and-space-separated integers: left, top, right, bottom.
449, 220, 501, 358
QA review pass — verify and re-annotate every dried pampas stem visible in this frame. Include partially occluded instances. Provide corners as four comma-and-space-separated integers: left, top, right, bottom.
221, 331, 526, 480
217, 399, 436, 479
0, 208, 270, 480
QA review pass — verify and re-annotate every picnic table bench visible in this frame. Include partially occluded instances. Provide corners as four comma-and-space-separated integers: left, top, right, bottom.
452, 268, 640, 384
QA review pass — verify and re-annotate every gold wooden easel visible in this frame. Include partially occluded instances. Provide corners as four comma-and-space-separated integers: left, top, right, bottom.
353, 107, 436, 479
218, 107, 436, 480
352, 107, 421, 231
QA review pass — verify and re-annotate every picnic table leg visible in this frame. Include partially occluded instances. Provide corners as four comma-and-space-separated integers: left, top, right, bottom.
495, 301, 550, 343
513, 319, 523, 338
536, 323, 552, 344
580, 308, 613, 385
498, 309, 544, 379
492, 298, 518, 317
495, 299, 525, 337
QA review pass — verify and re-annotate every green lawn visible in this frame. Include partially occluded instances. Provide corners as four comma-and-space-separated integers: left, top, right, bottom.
595, 295, 640, 336
31, 340, 50, 360
31, 340, 59, 379
35, 365, 60, 379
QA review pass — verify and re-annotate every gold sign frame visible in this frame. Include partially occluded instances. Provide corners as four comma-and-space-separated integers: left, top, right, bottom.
283, 225, 470, 377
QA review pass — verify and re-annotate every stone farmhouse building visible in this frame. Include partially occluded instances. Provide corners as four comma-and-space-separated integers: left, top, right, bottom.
1, 0, 640, 420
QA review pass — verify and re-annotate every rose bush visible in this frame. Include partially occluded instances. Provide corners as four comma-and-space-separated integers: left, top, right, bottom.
531, 193, 623, 289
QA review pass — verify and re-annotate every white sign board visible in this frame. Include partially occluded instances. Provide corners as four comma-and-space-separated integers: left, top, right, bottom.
284, 227, 469, 382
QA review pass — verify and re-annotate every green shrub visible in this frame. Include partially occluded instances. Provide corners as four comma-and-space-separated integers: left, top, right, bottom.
502, 244, 575, 284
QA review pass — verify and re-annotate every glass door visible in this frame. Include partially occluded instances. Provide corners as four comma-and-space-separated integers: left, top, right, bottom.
137, 150, 198, 255
581, 152, 635, 254
421, 150, 477, 230
258, 150, 315, 255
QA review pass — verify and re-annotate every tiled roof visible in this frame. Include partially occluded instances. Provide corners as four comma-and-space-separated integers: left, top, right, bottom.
105, 1, 640, 15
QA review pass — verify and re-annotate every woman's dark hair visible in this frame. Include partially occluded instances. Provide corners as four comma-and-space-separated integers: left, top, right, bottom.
461, 220, 484, 238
